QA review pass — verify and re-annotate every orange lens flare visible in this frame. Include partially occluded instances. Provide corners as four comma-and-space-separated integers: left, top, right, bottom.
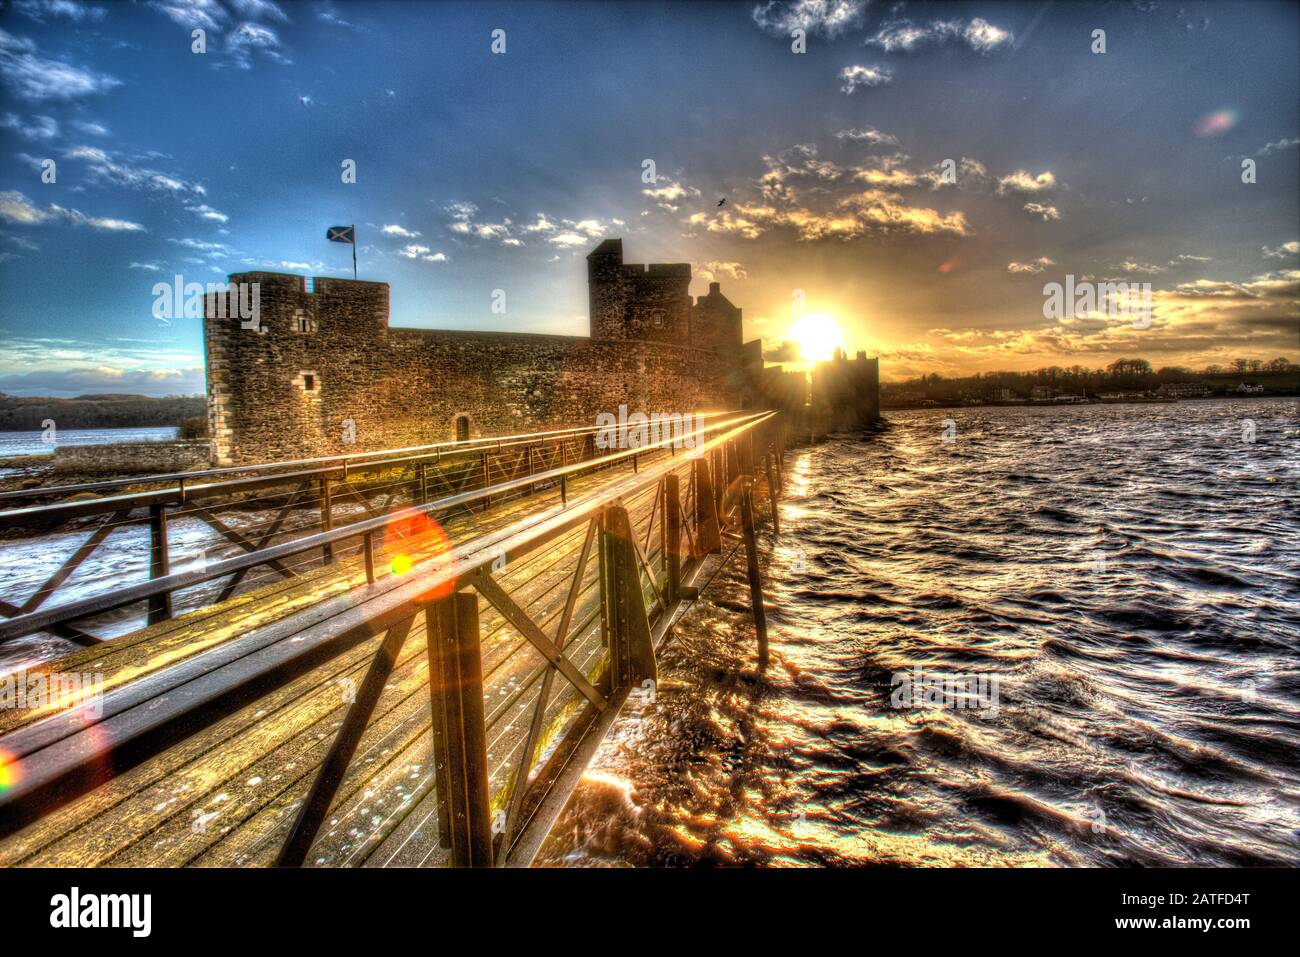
0, 748, 22, 792
381, 511, 458, 601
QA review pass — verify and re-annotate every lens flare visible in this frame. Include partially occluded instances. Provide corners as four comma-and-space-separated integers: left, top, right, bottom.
1192, 109, 1237, 138
0, 749, 21, 792
790, 313, 844, 362
382, 511, 457, 601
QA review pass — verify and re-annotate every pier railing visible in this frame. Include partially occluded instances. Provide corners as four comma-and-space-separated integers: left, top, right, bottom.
0, 410, 787, 866
0, 413, 736, 646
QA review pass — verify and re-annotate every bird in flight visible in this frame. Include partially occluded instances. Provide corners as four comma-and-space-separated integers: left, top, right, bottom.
717, 198, 726, 207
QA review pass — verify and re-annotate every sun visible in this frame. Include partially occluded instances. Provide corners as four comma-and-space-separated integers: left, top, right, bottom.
790, 313, 844, 363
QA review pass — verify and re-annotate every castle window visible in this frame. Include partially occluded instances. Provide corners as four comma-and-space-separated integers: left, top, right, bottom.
293, 308, 315, 334
298, 316, 311, 333
454, 415, 470, 442
303, 374, 316, 391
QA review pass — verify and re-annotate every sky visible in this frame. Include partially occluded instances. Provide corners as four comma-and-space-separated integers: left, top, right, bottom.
0, 0, 1296, 396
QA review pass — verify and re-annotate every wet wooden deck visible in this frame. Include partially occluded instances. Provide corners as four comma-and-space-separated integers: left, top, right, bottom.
0, 451, 700, 866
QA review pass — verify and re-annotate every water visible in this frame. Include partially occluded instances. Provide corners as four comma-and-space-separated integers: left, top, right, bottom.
0, 426, 179, 459
539, 399, 1300, 867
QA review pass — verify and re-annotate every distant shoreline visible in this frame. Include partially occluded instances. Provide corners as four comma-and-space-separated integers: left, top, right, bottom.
881, 393, 1299, 411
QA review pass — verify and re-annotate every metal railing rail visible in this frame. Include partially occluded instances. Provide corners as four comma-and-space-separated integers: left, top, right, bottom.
0, 412, 735, 643
0, 410, 736, 515
0, 411, 770, 645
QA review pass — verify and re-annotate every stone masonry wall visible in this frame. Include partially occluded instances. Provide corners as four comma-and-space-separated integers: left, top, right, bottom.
205, 269, 747, 464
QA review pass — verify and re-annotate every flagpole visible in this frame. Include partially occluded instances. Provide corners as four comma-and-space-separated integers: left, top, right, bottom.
352, 224, 357, 280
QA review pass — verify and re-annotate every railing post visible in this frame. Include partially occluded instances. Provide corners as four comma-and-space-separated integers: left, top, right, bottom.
598, 506, 657, 691
665, 474, 682, 603
764, 453, 781, 535
691, 457, 722, 556
363, 531, 375, 584
426, 588, 494, 867
480, 452, 491, 512
147, 503, 173, 624
740, 480, 769, 670
418, 461, 429, 505
319, 477, 335, 565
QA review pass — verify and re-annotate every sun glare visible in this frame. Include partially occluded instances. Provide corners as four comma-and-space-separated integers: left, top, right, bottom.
791, 313, 844, 363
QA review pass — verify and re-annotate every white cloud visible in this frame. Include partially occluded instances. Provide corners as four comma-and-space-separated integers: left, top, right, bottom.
1023, 202, 1061, 221
382, 224, 421, 238
0, 190, 144, 231
0, 111, 58, 139
834, 127, 900, 147
1118, 260, 1165, 275
0, 27, 122, 101
185, 203, 228, 222
1262, 241, 1299, 259
72, 119, 109, 136
751, 0, 867, 38
66, 144, 207, 198
865, 17, 1014, 54
397, 243, 432, 258
129, 261, 163, 271
1007, 257, 1055, 274
996, 169, 1057, 196
13, 1, 108, 23
840, 64, 892, 94
697, 261, 747, 283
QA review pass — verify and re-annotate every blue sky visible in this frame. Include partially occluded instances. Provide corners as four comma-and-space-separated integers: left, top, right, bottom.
0, 0, 1296, 396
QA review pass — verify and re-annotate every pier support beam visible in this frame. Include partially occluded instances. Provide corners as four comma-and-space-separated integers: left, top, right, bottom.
147, 504, 173, 624
427, 589, 494, 867
740, 480, 769, 670
599, 505, 657, 691
692, 458, 722, 556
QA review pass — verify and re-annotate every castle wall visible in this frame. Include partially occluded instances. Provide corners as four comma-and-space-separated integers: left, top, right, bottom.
204, 271, 745, 464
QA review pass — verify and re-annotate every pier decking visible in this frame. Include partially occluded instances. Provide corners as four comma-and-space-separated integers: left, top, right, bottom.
0, 411, 784, 867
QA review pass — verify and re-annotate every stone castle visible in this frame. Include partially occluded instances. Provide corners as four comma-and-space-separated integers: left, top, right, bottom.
203, 238, 878, 464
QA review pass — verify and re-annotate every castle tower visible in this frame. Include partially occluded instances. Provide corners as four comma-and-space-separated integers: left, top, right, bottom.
586, 238, 692, 343
691, 281, 743, 353
204, 273, 390, 464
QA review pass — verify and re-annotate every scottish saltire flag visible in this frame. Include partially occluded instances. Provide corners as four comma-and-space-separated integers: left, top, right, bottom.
326, 225, 355, 244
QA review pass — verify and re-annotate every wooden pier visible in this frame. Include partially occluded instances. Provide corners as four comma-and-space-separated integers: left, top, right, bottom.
0, 411, 785, 867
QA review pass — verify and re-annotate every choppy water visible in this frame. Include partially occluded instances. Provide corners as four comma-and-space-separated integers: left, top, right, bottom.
0, 426, 178, 459
539, 399, 1300, 867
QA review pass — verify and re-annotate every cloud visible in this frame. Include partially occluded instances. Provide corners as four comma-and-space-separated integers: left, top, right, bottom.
0, 27, 122, 101
226, 22, 292, 69
697, 261, 747, 283
751, 0, 867, 38
840, 64, 892, 94
1262, 241, 1299, 259
1007, 257, 1055, 274
0, 190, 144, 231
996, 169, 1057, 196
397, 243, 431, 258
834, 127, 900, 148
150, 0, 227, 30
185, 203, 228, 222
1022, 202, 1061, 221
0, 362, 205, 398
1117, 260, 1164, 275
66, 145, 207, 197
865, 17, 1014, 54
0, 111, 58, 139
13, 1, 108, 23
763, 339, 800, 362
642, 180, 701, 212
72, 119, 109, 136
1255, 136, 1299, 157
229, 0, 288, 22
129, 261, 163, 271
447, 202, 615, 248
1170, 253, 1212, 264
382, 224, 421, 238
